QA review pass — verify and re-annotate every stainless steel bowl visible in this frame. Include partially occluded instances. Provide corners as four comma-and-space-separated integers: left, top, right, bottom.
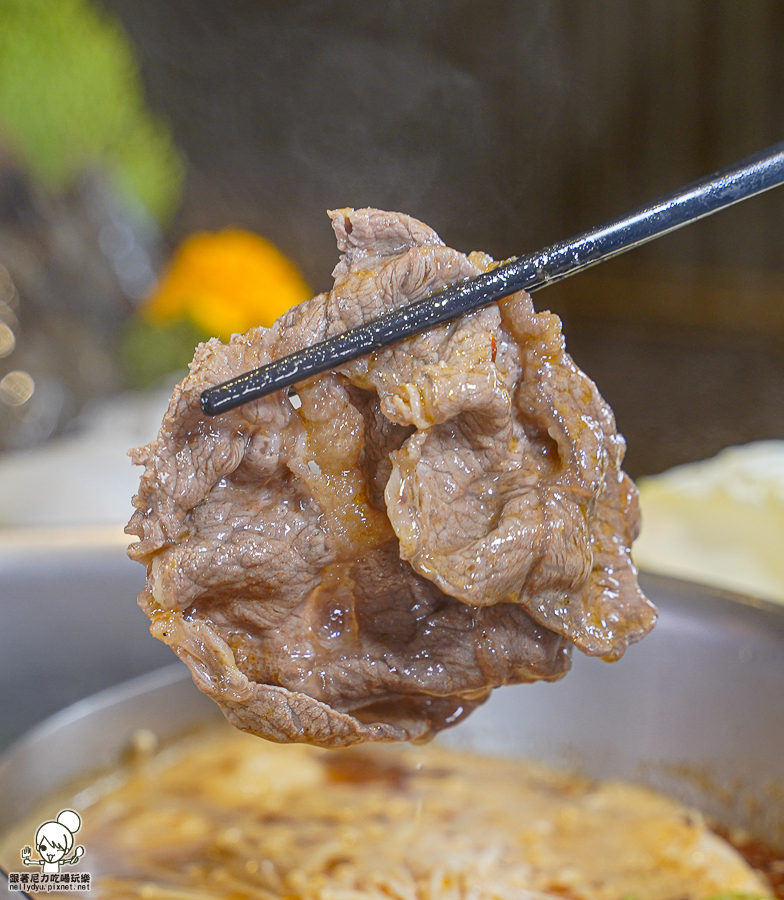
0, 539, 171, 752
1, 564, 783, 894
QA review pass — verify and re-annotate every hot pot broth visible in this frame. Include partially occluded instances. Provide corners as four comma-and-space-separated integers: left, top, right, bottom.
0, 723, 772, 899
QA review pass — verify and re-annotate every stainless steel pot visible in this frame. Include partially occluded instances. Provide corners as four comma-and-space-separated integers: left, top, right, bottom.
1, 570, 783, 894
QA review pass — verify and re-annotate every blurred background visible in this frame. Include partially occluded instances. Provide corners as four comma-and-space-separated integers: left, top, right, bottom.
1, 0, 784, 600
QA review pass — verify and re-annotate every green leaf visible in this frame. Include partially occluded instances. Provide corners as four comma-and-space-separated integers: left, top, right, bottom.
120, 317, 209, 390
0, 0, 184, 221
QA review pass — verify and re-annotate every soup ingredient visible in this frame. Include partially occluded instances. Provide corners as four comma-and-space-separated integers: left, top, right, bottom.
0, 727, 771, 899
127, 208, 656, 747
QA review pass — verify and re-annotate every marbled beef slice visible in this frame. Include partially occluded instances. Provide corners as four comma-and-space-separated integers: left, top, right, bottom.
126, 208, 656, 748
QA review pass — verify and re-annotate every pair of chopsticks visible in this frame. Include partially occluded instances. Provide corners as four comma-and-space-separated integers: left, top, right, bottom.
201, 141, 784, 417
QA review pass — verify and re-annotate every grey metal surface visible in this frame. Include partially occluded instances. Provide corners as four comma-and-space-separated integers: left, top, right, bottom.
0, 543, 172, 751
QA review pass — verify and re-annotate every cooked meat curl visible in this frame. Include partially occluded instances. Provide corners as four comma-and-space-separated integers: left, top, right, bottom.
127, 208, 656, 748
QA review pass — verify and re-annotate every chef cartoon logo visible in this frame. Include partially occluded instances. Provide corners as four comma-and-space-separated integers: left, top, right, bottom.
7, 810, 91, 892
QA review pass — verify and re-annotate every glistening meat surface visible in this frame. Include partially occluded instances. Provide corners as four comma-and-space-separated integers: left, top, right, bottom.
127, 208, 656, 748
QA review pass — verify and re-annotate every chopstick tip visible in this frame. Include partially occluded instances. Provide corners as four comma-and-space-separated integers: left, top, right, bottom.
200, 389, 220, 417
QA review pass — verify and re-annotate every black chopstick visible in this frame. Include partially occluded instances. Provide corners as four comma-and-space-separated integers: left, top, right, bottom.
201, 140, 784, 417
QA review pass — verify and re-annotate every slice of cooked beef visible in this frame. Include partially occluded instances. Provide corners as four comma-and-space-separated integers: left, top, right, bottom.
127, 208, 656, 748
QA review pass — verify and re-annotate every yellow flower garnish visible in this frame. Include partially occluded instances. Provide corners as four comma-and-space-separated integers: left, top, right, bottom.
141, 230, 312, 340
